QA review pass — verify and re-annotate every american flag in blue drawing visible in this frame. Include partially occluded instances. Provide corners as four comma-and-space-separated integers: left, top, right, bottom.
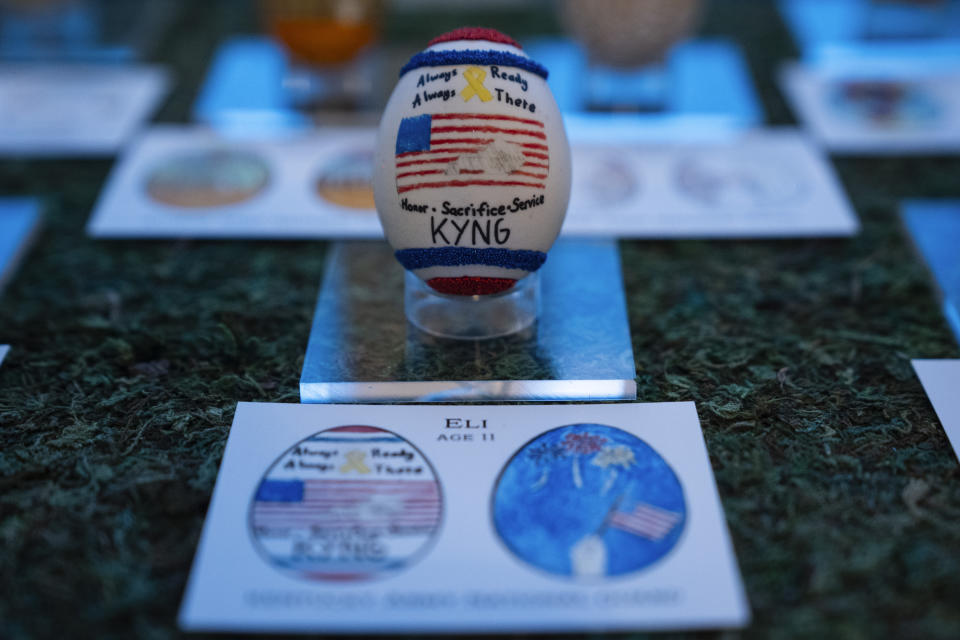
608, 502, 682, 541
394, 112, 549, 194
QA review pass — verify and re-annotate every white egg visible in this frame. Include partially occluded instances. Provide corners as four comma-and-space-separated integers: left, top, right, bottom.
373, 28, 571, 296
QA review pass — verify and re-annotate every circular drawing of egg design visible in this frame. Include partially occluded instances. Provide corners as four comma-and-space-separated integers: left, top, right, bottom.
249, 425, 443, 582
314, 148, 376, 211
373, 27, 572, 296
492, 424, 686, 580
145, 149, 270, 209
674, 152, 807, 209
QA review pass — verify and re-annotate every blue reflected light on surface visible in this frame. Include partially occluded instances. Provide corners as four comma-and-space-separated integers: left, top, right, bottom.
781, 0, 960, 53
903, 200, 960, 345
525, 37, 763, 126
0, 198, 41, 294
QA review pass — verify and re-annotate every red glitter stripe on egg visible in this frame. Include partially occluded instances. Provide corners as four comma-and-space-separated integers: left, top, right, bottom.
427, 276, 517, 296
427, 27, 522, 50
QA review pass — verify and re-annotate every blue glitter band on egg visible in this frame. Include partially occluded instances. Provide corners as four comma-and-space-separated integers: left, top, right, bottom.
399, 49, 549, 80
395, 247, 548, 272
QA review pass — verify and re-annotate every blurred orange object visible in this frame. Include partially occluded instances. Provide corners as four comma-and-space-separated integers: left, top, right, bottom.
260, 0, 383, 65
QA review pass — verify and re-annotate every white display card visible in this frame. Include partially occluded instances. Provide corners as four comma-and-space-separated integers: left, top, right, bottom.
912, 359, 960, 461
564, 128, 858, 237
89, 125, 856, 240
179, 401, 749, 634
0, 64, 169, 156
0, 345, 9, 367
780, 62, 960, 154
87, 125, 383, 238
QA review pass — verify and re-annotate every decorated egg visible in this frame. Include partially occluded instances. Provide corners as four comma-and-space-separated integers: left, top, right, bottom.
373, 27, 571, 296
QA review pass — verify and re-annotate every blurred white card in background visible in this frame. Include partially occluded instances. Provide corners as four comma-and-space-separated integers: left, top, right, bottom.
87, 125, 383, 238
0, 345, 9, 367
564, 128, 858, 237
781, 61, 960, 154
89, 124, 857, 240
912, 359, 960, 461
179, 401, 749, 634
0, 64, 169, 156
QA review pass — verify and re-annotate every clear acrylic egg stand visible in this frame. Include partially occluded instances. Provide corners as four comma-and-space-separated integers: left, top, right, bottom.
300, 239, 637, 403
404, 270, 540, 341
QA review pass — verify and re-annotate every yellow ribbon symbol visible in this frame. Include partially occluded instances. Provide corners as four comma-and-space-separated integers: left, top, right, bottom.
461, 66, 493, 102
340, 449, 371, 474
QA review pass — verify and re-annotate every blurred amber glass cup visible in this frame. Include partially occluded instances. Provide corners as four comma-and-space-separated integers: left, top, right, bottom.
259, 0, 383, 65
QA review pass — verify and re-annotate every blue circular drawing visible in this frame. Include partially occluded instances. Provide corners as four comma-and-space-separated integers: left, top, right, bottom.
493, 424, 685, 579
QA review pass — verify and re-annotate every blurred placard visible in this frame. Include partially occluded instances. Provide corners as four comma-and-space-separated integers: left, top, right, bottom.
87, 125, 382, 239
0, 64, 169, 156
89, 124, 859, 240
179, 401, 749, 633
781, 60, 960, 154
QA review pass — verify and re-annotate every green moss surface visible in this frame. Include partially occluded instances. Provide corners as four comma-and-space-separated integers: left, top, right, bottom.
1, 1, 959, 639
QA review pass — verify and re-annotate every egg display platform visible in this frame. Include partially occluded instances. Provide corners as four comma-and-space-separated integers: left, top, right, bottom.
299, 240, 636, 403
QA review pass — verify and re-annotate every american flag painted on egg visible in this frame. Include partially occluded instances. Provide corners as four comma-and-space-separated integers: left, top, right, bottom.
394, 112, 549, 194
374, 27, 571, 297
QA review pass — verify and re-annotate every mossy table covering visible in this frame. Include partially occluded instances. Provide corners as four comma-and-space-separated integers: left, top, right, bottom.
1, 1, 959, 638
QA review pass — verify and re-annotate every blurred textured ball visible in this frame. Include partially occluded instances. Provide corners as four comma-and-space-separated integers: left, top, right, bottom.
561, 0, 704, 68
